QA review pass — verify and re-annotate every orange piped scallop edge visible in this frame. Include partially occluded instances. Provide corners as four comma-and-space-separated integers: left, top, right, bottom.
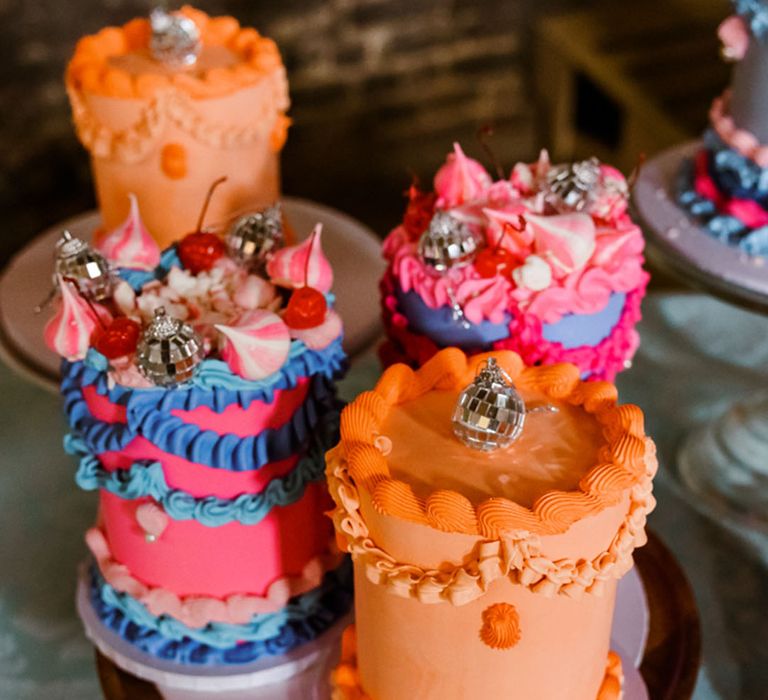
338, 348, 651, 538
66, 6, 285, 100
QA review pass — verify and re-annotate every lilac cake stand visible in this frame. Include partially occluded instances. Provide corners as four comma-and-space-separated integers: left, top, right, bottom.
634, 142, 768, 554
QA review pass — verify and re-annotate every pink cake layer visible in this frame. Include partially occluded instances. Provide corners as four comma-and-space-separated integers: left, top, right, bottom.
100, 481, 334, 598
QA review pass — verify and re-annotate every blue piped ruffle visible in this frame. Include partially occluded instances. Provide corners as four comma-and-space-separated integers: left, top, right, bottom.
676, 153, 768, 255
87, 559, 353, 665
65, 408, 339, 526
733, 0, 768, 40
63, 370, 340, 471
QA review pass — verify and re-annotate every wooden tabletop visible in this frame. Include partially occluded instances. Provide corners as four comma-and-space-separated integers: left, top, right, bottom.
95, 528, 701, 699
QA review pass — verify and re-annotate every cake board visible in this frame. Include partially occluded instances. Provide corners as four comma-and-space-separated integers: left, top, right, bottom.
0, 196, 386, 392
633, 145, 768, 554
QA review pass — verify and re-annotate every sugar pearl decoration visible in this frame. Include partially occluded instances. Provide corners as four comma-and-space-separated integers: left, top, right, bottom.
136, 307, 205, 386
417, 211, 479, 272
226, 204, 284, 271
149, 8, 201, 68
452, 358, 526, 452
54, 230, 114, 301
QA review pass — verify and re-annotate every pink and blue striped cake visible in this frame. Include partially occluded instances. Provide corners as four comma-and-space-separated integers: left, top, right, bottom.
46, 201, 351, 666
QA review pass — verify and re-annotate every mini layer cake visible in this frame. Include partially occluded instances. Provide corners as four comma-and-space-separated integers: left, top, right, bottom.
66, 6, 290, 247
46, 200, 351, 666
381, 146, 649, 381
678, 1, 768, 255
327, 348, 657, 699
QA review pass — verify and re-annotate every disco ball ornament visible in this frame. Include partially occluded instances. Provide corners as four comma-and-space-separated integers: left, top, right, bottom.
136, 307, 205, 386
225, 205, 284, 271
54, 230, 114, 302
452, 358, 526, 452
543, 157, 601, 212
150, 8, 201, 68
417, 211, 480, 272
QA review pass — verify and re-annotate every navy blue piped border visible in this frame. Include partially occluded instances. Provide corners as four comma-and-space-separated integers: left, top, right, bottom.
64, 372, 341, 471
87, 559, 353, 666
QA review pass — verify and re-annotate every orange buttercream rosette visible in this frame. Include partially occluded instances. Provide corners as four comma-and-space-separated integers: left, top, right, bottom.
66, 6, 284, 100
337, 348, 651, 538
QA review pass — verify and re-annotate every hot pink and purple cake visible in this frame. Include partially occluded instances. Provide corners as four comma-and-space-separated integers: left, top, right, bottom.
45, 193, 351, 667
380, 145, 649, 381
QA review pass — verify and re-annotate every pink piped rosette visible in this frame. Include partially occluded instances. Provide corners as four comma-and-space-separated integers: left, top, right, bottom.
380, 145, 650, 381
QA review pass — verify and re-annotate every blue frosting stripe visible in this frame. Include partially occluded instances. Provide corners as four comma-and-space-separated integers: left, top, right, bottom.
117, 246, 182, 291
733, 0, 768, 40
87, 559, 353, 665
675, 153, 768, 253
64, 408, 340, 527
62, 357, 343, 471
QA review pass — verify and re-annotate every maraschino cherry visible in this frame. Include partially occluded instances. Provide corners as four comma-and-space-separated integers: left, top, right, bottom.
283, 230, 327, 330
178, 177, 227, 274
403, 182, 437, 241
475, 216, 526, 279
63, 276, 142, 359
93, 317, 142, 359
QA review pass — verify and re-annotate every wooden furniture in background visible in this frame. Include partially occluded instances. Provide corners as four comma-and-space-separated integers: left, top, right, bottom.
535, 0, 730, 171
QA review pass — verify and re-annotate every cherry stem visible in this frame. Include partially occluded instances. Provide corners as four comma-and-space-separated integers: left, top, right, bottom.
196, 176, 228, 233
476, 125, 505, 180
627, 153, 646, 191
62, 276, 107, 330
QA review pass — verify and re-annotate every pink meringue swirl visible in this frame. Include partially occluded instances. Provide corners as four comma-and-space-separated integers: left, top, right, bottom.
434, 142, 493, 208
216, 310, 291, 380
97, 193, 161, 270
266, 224, 333, 292
44, 276, 112, 361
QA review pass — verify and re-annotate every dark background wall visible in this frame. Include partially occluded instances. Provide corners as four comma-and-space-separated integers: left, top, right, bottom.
0, 0, 580, 267
0, 0, 726, 267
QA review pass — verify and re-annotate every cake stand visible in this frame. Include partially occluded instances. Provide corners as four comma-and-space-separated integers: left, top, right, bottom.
634, 142, 768, 554
0, 196, 386, 392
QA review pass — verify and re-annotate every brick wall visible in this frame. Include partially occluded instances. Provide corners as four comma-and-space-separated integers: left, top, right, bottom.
0, 0, 577, 265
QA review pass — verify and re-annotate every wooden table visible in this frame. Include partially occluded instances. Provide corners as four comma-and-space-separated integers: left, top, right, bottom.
95, 529, 701, 699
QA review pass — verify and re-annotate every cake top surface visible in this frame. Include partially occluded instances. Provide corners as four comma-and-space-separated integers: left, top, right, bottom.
67, 6, 284, 100
44, 194, 344, 392
382, 388, 603, 508
339, 348, 650, 537
383, 145, 647, 327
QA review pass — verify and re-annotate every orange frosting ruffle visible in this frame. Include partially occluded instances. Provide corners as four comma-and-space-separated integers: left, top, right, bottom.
336, 348, 651, 538
66, 6, 284, 100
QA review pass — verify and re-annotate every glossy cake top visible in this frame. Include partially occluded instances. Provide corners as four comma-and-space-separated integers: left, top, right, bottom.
66, 6, 284, 100
338, 348, 651, 537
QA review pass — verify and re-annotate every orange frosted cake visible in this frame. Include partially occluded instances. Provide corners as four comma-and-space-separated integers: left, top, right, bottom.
66, 6, 289, 247
326, 348, 657, 700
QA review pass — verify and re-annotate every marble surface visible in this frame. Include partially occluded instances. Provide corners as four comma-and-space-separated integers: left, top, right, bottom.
1, 291, 767, 698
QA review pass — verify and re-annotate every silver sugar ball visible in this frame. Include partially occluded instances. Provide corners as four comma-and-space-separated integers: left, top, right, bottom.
150, 8, 201, 68
452, 358, 526, 452
225, 204, 284, 271
136, 307, 205, 387
417, 211, 480, 273
543, 157, 602, 213
54, 230, 114, 302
